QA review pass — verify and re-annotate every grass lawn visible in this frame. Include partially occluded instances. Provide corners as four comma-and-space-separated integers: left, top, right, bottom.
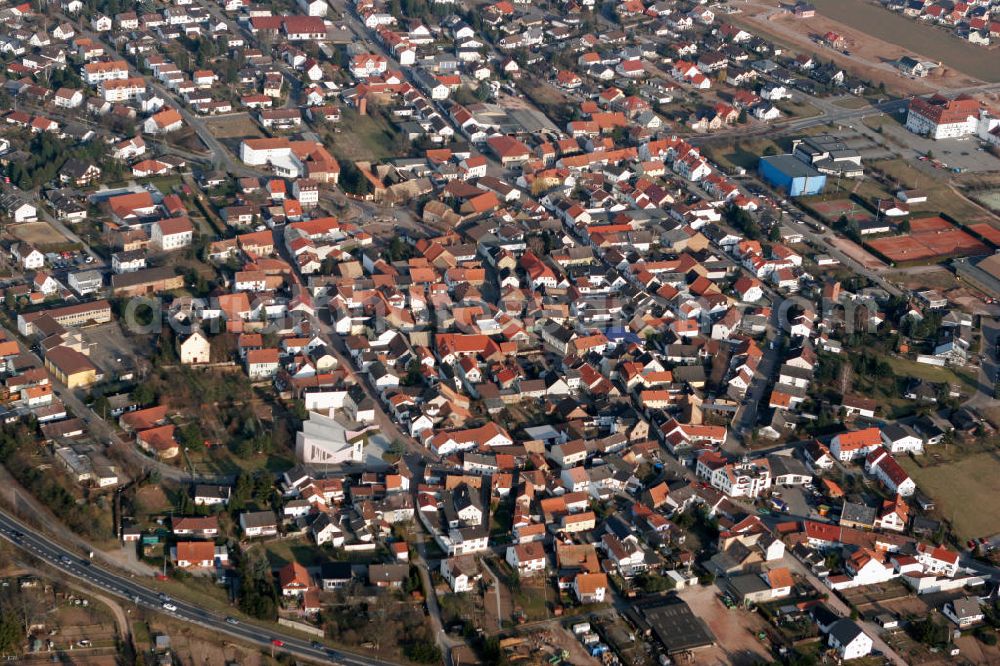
870, 158, 992, 223
186, 448, 295, 477
328, 107, 401, 162
704, 138, 782, 174
132, 621, 152, 647
262, 537, 327, 568
899, 453, 1000, 540
832, 97, 872, 110
144, 574, 235, 615
885, 356, 978, 390
512, 581, 551, 622
143, 174, 183, 192
777, 99, 823, 119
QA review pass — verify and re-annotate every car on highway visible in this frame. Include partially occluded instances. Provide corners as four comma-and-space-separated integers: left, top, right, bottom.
311, 641, 323, 649
225, 617, 239, 625
271, 639, 284, 647
162, 603, 177, 612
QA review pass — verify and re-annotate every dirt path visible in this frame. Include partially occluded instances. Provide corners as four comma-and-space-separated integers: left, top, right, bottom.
826, 236, 886, 270
70, 584, 132, 645
479, 558, 512, 632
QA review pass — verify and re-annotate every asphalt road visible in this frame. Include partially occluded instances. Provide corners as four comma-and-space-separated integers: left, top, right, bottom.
0, 510, 390, 666
964, 317, 1000, 410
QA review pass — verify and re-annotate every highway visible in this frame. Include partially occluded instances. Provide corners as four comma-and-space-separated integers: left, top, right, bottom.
0, 509, 391, 666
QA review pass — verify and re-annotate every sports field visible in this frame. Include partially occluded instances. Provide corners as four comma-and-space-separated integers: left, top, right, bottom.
867, 216, 989, 264
809, 199, 873, 225
967, 223, 1000, 248
11, 221, 64, 245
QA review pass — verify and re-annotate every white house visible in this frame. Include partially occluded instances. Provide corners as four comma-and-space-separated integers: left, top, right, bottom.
90, 14, 112, 31
826, 620, 873, 661
151, 217, 194, 251
143, 108, 183, 135
297, 0, 328, 15
572, 573, 608, 604
505, 542, 546, 576
830, 427, 883, 461
943, 597, 985, 628
311, 513, 345, 546
5, 201, 37, 223
179, 330, 211, 365
734, 276, 763, 303
865, 448, 916, 497
13, 243, 45, 270
239, 510, 278, 537
844, 549, 895, 587
880, 423, 923, 454
915, 543, 960, 577
193, 484, 230, 506
440, 556, 478, 593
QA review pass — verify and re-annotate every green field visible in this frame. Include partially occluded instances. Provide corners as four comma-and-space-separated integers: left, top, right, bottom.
900, 453, 1000, 540
885, 356, 977, 390
328, 107, 402, 161
832, 97, 872, 110
869, 158, 993, 223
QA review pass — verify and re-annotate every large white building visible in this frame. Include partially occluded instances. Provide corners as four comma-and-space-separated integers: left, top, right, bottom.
905, 94, 980, 139
100, 77, 146, 102
82, 59, 128, 84
294, 411, 370, 465
239, 137, 341, 180
696, 451, 772, 498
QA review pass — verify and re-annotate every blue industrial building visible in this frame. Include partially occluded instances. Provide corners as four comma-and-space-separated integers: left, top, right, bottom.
758, 154, 827, 197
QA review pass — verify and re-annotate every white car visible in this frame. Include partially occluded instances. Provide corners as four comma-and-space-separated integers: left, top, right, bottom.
162, 603, 177, 612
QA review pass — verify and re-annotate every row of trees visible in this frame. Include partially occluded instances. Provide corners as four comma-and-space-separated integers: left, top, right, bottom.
323, 600, 440, 663
237, 547, 278, 620
0, 424, 111, 540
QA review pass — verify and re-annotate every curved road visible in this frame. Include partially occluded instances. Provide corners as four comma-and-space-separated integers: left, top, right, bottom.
0, 510, 389, 666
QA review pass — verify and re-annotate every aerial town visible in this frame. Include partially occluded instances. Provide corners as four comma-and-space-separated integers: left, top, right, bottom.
0, 0, 999, 663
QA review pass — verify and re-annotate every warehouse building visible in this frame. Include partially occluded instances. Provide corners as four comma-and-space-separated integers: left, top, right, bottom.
758, 154, 827, 197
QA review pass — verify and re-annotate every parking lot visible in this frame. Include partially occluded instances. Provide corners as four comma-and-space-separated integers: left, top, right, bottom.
774, 486, 814, 520
865, 113, 1000, 173
82, 322, 149, 380
48, 249, 97, 272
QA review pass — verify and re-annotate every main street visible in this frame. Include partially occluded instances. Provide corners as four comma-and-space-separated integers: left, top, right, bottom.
0, 509, 389, 666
